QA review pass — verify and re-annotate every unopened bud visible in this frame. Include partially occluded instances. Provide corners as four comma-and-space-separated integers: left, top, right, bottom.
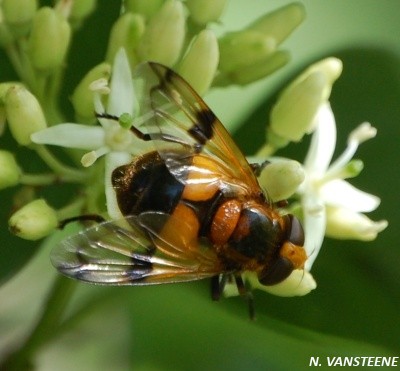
0, 106, 6, 136
186, 0, 227, 25
5, 85, 47, 145
217, 50, 289, 87
0, 150, 21, 190
2, 0, 37, 37
125, 0, 164, 19
69, 0, 97, 28
71, 62, 111, 122
9, 199, 58, 240
248, 2, 305, 45
218, 30, 275, 73
28, 7, 71, 71
259, 160, 305, 201
178, 30, 219, 95
106, 13, 145, 67
269, 57, 342, 143
138, 0, 185, 66
326, 206, 388, 241
0, 22, 13, 47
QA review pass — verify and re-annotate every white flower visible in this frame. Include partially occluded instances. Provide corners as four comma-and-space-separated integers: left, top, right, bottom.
31, 49, 140, 218
299, 103, 388, 270
238, 270, 316, 298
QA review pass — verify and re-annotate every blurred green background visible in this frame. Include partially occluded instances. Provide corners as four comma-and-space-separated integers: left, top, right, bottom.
0, 1, 399, 370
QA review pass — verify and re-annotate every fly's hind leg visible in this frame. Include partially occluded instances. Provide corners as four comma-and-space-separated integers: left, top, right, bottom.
211, 274, 228, 301
211, 274, 255, 320
58, 214, 106, 229
234, 275, 255, 320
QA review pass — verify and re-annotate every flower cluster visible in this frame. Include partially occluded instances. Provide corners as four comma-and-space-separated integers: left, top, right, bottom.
0, 0, 387, 301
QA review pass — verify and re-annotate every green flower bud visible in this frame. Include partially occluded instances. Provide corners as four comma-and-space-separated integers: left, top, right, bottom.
0, 105, 6, 136
28, 7, 71, 72
326, 206, 388, 241
258, 160, 305, 202
186, 0, 227, 25
2, 0, 38, 37
71, 62, 111, 122
0, 22, 13, 47
248, 2, 305, 45
218, 30, 275, 73
5, 85, 47, 145
125, 0, 164, 19
269, 57, 342, 143
69, 0, 97, 29
0, 150, 21, 190
106, 13, 145, 67
9, 199, 58, 240
0, 82, 22, 102
178, 30, 219, 95
13, 186, 35, 210
138, 0, 185, 66
217, 50, 289, 87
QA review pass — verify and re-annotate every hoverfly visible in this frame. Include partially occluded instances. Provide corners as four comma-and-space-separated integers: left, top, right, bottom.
51, 62, 307, 318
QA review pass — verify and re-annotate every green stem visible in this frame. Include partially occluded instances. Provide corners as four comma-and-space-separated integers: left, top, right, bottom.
56, 196, 86, 220
34, 144, 88, 183
255, 143, 276, 158
20, 171, 86, 186
20, 173, 58, 186
1, 276, 77, 370
9, 37, 38, 92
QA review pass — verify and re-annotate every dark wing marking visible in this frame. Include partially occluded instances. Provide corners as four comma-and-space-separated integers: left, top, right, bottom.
132, 62, 261, 196
51, 215, 223, 285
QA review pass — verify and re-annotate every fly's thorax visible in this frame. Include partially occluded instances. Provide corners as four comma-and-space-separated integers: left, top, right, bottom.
227, 202, 286, 266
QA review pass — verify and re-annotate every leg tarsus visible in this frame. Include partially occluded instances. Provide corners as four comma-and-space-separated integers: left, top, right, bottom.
211, 274, 228, 301
250, 160, 270, 177
59, 214, 105, 229
234, 275, 256, 320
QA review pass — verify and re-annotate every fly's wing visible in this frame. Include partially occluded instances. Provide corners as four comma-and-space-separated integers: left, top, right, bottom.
132, 62, 261, 196
51, 215, 223, 285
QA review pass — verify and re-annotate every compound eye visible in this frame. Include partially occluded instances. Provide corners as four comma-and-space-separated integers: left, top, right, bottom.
258, 257, 293, 286
287, 214, 305, 246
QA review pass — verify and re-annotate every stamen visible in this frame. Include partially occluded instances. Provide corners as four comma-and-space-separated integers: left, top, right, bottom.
348, 122, 377, 145
326, 123, 377, 177
89, 78, 110, 94
81, 147, 109, 167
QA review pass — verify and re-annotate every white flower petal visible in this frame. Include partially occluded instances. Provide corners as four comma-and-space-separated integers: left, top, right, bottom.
302, 192, 326, 270
107, 49, 134, 116
319, 179, 381, 212
262, 270, 317, 297
224, 270, 316, 298
31, 124, 105, 150
105, 152, 132, 219
326, 206, 388, 241
303, 103, 336, 175
246, 270, 316, 297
